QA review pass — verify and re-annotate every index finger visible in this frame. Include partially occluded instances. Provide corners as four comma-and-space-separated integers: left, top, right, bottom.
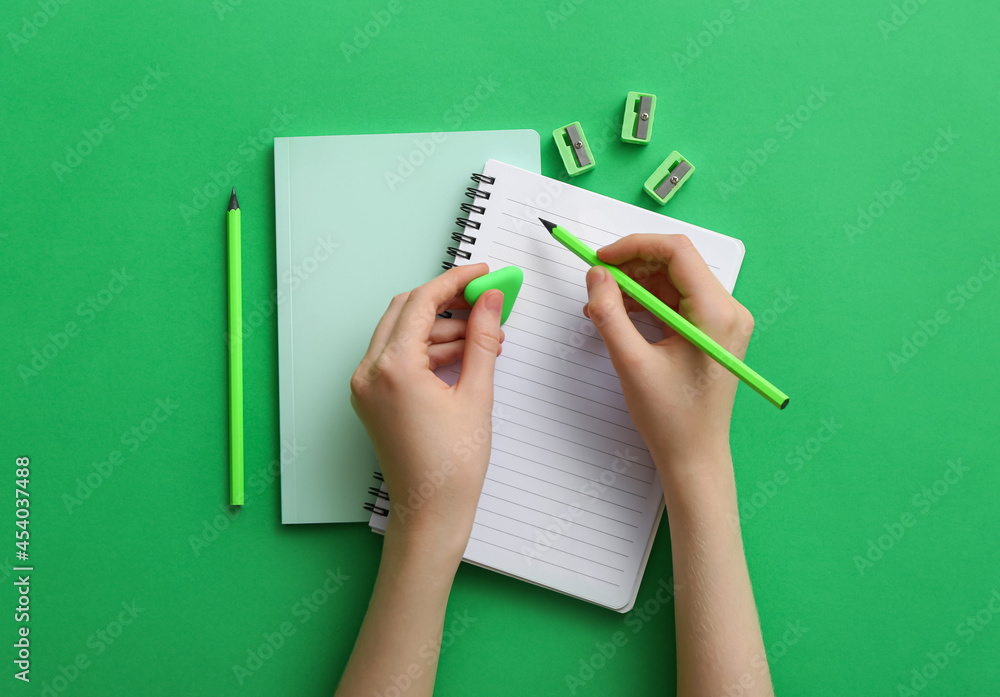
596, 234, 727, 302
385, 262, 489, 358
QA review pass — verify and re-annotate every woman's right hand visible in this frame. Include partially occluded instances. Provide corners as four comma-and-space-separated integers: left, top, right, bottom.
583, 234, 754, 488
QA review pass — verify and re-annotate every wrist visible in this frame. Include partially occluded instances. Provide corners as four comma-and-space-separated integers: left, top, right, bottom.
656, 447, 740, 522
652, 438, 733, 485
383, 517, 467, 576
640, 404, 732, 468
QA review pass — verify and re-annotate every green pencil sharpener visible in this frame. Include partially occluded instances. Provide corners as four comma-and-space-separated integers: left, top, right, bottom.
643, 151, 694, 205
621, 91, 656, 144
553, 121, 595, 176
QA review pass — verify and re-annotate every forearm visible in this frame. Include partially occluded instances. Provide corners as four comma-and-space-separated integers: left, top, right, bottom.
336, 525, 462, 697
659, 448, 774, 697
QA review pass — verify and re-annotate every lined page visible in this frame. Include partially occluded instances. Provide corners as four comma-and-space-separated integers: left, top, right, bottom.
428, 160, 746, 610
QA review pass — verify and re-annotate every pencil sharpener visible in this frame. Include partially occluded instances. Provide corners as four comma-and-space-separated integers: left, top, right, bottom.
643, 151, 694, 205
621, 91, 656, 144
553, 121, 595, 176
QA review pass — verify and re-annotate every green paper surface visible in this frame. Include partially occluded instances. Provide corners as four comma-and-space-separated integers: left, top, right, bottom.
2, 0, 999, 695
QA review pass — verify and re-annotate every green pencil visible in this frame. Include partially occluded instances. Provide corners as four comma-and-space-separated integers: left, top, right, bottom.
228, 188, 244, 504
539, 218, 789, 410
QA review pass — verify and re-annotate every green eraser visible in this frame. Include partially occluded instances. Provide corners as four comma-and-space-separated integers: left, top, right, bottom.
643, 151, 695, 205
553, 121, 595, 176
464, 266, 523, 325
621, 91, 656, 144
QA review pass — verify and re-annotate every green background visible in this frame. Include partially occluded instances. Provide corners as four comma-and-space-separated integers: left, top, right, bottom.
3, 0, 998, 694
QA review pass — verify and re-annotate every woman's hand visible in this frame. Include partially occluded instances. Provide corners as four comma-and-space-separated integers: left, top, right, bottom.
350, 263, 504, 563
585, 235, 773, 697
583, 234, 754, 485
337, 264, 504, 697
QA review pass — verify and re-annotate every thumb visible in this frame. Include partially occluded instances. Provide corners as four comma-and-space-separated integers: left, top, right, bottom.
585, 266, 648, 366
456, 288, 502, 397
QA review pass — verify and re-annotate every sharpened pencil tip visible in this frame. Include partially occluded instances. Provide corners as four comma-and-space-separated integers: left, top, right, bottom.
228, 187, 239, 211
539, 218, 557, 234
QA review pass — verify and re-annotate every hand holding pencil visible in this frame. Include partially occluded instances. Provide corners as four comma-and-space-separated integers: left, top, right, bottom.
542, 219, 786, 407
576, 231, 764, 474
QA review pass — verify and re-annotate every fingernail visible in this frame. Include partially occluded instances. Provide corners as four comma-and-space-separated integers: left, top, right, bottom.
587, 266, 605, 291
485, 290, 504, 314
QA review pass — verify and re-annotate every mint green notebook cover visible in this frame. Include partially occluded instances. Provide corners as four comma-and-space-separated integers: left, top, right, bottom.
275, 130, 541, 524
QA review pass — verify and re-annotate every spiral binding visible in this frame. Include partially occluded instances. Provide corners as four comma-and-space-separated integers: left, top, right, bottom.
441, 171, 496, 271
363, 471, 389, 517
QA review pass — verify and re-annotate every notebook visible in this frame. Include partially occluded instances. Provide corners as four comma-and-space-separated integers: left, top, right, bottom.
367, 159, 746, 611
276, 132, 541, 524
